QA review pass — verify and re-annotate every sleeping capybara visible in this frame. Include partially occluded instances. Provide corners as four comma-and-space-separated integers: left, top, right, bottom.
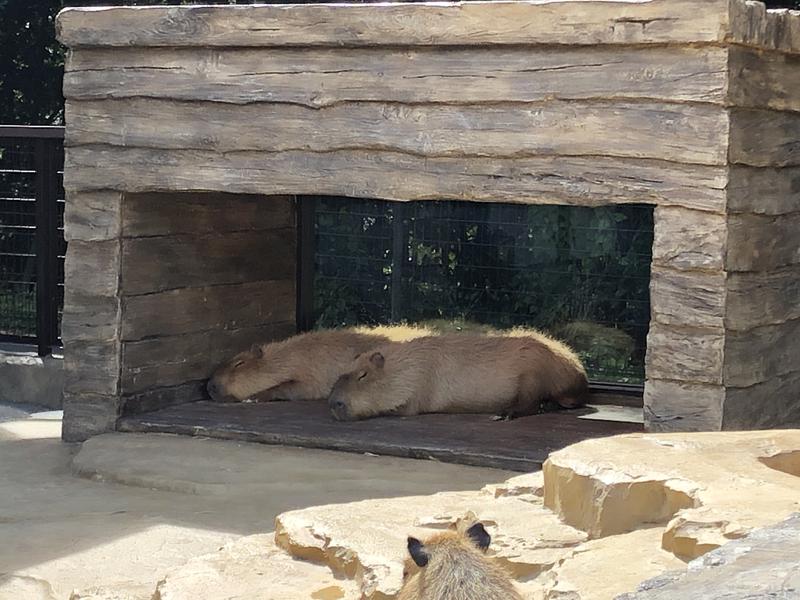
398, 522, 523, 600
327, 332, 588, 421
206, 326, 429, 403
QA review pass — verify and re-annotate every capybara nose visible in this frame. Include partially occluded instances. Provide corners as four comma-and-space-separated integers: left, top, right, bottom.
329, 398, 349, 421
206, 378, 220, 400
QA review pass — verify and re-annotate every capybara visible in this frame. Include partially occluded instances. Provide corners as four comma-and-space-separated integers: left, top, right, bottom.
328, 332, 588, 421
397, 522, 523, 600
206, 326, 429, 403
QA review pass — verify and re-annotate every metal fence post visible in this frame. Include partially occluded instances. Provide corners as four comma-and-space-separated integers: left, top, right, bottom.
296, 195, 316, 332
390, 202, 407, 323
33, 138, 59, 356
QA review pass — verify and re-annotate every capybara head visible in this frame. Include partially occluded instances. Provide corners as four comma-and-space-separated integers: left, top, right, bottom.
407, 522, 491, 569
207, 343, 291, 402
328, 350, 393, 421
398, 523, 515, 600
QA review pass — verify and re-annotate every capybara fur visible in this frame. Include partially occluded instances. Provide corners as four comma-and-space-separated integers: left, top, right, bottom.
206, 326, 429, 403
397, 523, 523, 600
328, 332, 588, 421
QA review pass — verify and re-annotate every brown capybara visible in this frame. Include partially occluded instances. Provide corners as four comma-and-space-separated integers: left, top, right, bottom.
328, 332, 588, 421
206, 326, 429, 403
397, 523, 523, 600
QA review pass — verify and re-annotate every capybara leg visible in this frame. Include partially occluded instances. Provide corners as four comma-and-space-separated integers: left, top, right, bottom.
553, 388, 590, 409
500, 374, 546, 420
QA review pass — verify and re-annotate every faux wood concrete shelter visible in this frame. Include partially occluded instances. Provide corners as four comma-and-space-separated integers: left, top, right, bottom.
57, 0, 800, 441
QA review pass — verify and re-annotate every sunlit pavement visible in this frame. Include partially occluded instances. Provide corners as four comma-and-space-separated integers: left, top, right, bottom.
0, 404, 508, 599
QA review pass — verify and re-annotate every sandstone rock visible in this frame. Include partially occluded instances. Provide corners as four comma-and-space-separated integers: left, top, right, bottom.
615, 513, 800, 599
543, 430, 800, 560
532, 528, 684, 600
481, 471, 544, 499
69, 587, 142, 600
275, 490, 585, 598
153, 535, 358, 600
0, 575, 58, 600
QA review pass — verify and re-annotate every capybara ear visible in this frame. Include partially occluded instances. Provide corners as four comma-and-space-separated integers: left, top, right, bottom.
369, 351, 385, 369
407, 537, 429, 567
466, 523, 491, 551
250, 344, 264, 359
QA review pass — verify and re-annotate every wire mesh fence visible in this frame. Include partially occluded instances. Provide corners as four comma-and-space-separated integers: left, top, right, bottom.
0, 127, 65, 353
0, 140, 37, 338
310, 197, 653, 385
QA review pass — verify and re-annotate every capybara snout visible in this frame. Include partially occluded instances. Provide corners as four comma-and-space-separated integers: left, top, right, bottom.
327, 351, 389, 420
328, 396, 350, 421
328, 372, 360, 420
207, 345, 265, 402
205, 377, 225, 401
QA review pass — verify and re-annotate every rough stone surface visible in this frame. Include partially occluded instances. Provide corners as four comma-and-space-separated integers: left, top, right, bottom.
526, 528, 684, 600
481, 471, 544, 499
153, 535, 359, 600
69, 588, 141, 600
0, 575, 58, 600
275, 490, 586, 598
266, 430, 800, 600
0, 348, 63, 409
543, 430, 800, 559
615, 514, 800, 599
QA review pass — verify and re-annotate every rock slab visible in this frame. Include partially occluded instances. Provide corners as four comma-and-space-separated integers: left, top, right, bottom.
275, 489, 586, 598
615, 513, 800, 599
543, 430, 800, 559
153, 535, 359, 600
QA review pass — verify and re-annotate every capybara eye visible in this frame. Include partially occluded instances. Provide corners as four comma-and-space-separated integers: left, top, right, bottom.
358, 371, 368, 381
233, 361, 245, 369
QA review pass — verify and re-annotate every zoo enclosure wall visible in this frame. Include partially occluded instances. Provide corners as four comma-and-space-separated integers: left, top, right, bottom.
56, 0, 800, 440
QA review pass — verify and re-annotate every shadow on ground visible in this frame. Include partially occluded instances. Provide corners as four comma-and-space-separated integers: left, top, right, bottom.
0, 412, 510, 598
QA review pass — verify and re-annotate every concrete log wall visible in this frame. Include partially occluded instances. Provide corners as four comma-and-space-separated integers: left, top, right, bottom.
645, 45, 800, 431
57, 0, 800, 440
721, 49, 800, 428
62, 191, 296, 439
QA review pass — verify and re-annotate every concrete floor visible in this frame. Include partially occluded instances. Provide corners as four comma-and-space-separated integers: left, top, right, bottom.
0, 404, 511, 599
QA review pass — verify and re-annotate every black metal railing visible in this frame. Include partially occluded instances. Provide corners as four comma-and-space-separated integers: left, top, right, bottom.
0, 126, 65, 356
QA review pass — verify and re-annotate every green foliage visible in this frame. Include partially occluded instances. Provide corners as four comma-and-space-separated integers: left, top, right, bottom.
0, 287, 35, 336
555, 321, 636, 382
0, 0, 243, 124
0, 0, 65, 124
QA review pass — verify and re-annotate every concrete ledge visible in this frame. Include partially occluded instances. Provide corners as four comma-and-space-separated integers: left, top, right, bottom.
0, 345, 63, 409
